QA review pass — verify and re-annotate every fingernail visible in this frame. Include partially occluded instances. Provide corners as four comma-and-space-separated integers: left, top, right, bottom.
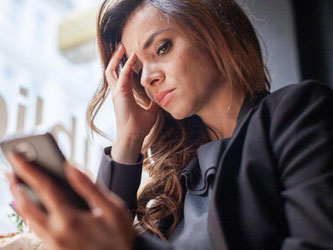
92, 207, 103, 217
130, 51, 136, 59
7, 153, 16, 162
8, 153, 23, 164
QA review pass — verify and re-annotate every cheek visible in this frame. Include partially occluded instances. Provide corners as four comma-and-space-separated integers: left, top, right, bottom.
168, 45, 195, 77
145, 89, 153, 101
181, 52, 209, 83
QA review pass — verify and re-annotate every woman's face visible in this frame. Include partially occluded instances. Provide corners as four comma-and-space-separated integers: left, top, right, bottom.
121, 4, 225, 120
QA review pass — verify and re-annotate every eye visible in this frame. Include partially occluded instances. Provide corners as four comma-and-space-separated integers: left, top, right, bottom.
157, 40, 172, 55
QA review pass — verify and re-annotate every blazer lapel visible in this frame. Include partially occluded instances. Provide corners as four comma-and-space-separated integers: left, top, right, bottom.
207, 91, 269, 250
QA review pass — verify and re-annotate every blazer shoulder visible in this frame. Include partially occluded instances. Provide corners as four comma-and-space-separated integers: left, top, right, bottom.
259, 79, 332, 111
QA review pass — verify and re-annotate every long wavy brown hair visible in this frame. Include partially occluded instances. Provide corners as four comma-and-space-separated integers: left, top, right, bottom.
87, 0, 270, 239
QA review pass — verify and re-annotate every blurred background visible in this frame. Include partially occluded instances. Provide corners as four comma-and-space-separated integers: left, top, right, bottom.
0, 0, 332, 234
0, 0, 112, 233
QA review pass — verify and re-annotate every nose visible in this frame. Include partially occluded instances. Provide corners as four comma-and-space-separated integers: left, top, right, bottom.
140, 65, 164, 88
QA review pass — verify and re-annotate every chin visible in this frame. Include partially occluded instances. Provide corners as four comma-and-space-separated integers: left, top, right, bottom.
164, 100, 195, 120
168, 108, 192, 120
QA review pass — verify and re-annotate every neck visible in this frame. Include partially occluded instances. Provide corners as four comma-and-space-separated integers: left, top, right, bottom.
198, 87, 245, 140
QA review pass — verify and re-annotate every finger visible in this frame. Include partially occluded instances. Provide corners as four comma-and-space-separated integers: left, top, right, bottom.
8, 154, 73, 215
66, 167, 134, 236
117, 51, 137, 90
106, 43, 125, 91
8, 172, 48, 238
106, 43, 124, 77
65, 165, 127, 221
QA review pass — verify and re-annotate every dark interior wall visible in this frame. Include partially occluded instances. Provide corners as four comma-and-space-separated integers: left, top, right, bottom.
238, 0, 301, 90
237, 0, 332, 90
293, 0, 333, 88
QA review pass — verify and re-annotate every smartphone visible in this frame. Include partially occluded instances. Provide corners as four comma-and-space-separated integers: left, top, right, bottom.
0, 132, 89, 211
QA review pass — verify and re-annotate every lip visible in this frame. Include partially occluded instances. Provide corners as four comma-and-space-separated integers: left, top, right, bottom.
155, 88, 176, 107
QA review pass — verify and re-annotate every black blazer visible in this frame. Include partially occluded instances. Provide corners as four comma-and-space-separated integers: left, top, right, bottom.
208, 80, 333, 250
98, 80, 333, 250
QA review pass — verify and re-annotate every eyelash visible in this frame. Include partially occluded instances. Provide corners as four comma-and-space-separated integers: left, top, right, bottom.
157, 40, 172, 55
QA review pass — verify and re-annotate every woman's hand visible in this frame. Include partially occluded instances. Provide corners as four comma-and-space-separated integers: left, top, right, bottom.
106, 44, 159, 163
7, 154, 137, 250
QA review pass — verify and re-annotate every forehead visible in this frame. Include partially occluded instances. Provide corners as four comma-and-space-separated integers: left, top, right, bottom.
121, 4, 173, 53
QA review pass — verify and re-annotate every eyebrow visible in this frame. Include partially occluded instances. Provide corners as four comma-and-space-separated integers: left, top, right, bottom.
142, 28, 172, 50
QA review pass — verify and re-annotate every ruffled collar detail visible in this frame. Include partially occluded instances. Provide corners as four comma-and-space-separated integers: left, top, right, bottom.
180, 138, 230, 195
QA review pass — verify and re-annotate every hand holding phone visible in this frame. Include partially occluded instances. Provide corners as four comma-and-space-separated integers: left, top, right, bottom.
0, 133, 89, 211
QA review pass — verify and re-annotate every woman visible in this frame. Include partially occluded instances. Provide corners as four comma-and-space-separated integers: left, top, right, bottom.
7, 0, 333, 249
